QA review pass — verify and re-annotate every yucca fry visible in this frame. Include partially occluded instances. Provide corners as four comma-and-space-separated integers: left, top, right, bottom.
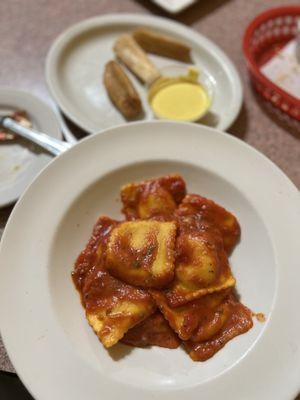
113, 34, 160, 85
133, 28, 191, 63
104, 60, 142, 119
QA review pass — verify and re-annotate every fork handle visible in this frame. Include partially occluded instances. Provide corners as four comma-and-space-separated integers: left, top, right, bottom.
1, 117, 72, 156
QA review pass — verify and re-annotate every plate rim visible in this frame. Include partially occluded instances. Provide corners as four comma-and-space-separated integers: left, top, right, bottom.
1, 120, 299, 400
45, 13, 243, 133
151, 0, 197, 14
0, 87, 62, 208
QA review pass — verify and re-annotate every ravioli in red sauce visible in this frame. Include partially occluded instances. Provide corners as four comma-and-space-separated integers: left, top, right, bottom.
71, 175, 257, 361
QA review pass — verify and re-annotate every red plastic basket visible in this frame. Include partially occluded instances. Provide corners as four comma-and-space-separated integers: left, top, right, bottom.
243, 6, 300, 122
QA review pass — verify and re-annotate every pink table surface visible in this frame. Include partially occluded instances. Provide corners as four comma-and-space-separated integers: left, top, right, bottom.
0, 0, 299, 398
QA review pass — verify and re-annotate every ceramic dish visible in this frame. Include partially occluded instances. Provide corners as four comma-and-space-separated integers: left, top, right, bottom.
46, 14, 242, 133
0, 121, 299, 400
0, 89, 62, 207
151, 0, 197, 14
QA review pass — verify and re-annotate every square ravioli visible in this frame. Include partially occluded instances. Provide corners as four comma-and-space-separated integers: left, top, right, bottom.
176, 194, 241, 254
184, 293, 253, 361
121, 174, 186, 220
164, 228, 236, 307
106, 220, 176, 288
72, 216, 118, 291
72, 175, 255, 360
151, 289, 230, 340
82, 265, 156, 348
72, 216, 155, 348
122, 311, 181, 349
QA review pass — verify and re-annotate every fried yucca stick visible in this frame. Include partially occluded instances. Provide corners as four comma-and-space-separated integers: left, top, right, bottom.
104, 60, 142, 119
133, 28, 191, 63
113, 34, 160, 85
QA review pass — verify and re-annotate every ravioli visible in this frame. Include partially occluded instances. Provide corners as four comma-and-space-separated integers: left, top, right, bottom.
82, 265, 156, 348
151, 289, 230, 340
72, 175, 255, 359
106, 220, 176, 288
121, 174, 186, 220
184, 294, 253, 361
72, 216, 118, 291
164, 228, 235, 307
176, 194, 240, 254
122, 311, 181, 349
72, 217, 155, 348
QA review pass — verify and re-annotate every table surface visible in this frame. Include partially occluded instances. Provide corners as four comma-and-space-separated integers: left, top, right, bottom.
0, 0, 299, 397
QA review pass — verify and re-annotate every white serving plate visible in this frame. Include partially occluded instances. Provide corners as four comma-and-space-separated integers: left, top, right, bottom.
0, 121, 299, 400
46, 14, 242, 133
0, 89, 62, 207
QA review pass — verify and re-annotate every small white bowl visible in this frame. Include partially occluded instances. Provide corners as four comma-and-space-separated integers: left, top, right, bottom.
149, 64, 214, 123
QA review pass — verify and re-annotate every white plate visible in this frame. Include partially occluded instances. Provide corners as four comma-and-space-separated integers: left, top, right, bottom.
151, 0, 196, 14
46, 14, 242, 133
0, 120, 300, 398
0, 89, 62, 207
1, 121, 299, 400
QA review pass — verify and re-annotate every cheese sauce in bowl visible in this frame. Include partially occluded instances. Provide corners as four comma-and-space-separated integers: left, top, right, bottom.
148, 67, 213, 122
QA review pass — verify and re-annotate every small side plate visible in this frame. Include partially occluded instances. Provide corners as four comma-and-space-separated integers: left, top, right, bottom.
0, 89, 62, 207
46, 14, 243, 133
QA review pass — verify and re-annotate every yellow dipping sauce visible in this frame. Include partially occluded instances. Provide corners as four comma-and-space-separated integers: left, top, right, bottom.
148, 68, 210, 122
